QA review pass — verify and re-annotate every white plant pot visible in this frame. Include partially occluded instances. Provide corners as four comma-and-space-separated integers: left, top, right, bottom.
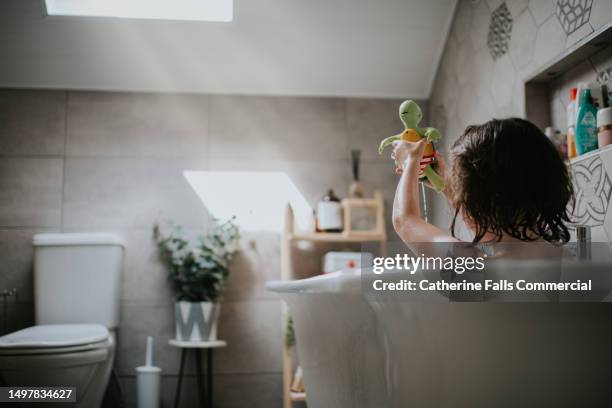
174, 301, 220, 342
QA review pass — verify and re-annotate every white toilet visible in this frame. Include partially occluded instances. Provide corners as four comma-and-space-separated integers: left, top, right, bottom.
0, 233, 124, 408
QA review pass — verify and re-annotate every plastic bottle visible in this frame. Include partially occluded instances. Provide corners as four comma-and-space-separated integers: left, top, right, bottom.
575, 89, 599, 155
598, 107, 612, 148
566, 88, 577, 159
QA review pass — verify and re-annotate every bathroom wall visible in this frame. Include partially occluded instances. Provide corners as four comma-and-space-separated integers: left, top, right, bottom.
428, 0, 612, 237
0, 89, 423, 407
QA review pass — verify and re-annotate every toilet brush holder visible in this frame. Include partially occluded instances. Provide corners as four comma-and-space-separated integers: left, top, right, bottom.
136, 336, 161, 408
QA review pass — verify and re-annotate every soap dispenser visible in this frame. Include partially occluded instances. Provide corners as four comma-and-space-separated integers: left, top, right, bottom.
317, 189, 343, 232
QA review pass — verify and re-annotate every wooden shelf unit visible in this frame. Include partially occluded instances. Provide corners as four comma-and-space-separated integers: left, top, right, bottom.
280, 191, 387, 407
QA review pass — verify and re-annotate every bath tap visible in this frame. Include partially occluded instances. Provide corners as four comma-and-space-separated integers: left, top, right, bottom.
576, 225, 591, 261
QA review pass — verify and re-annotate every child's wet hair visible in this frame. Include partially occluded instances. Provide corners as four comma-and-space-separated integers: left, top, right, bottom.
448, 118, 573, 243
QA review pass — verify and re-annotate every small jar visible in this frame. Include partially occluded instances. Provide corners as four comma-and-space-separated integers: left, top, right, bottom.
597, 107, 612, 148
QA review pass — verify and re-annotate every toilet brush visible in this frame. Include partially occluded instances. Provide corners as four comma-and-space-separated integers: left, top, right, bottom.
136, 336, 161, 408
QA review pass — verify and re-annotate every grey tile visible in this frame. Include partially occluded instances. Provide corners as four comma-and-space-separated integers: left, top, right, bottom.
509, 9, 538, 70
359, 162, 397, 204
67, 92, 209, 158
533, 13, 567, 68
451, 0, 473, 43
209, 95, 347, 162
116, 303, 178, 376
62, 157, 211, 229
119, 229, 174, 304
440, 34, 460, 81
529, 0, 556, 25
223, 231, 281, 302
0, 90, 66, 156
507, 0, 530, 18
470, 0, 491, 51
472, 47, 495, 100
590, 0, 612, 30
455, 37, 476, 87
0, 229, 52, 302
346, 98, 409, 162
0, 157, 63, 227
491, 54, 517, 109
2, 302, 34, 335
486, 0, 504, 11
215, 300, 282, 374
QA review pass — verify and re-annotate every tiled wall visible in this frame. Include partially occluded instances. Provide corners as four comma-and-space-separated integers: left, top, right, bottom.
429, 0, 612, 238
0, 89, 419, 407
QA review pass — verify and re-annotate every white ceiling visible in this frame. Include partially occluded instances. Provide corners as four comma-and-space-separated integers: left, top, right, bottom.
0, 0, 457, 98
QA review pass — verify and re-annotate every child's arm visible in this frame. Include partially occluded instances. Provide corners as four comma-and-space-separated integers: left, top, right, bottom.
391, 140, 458, 246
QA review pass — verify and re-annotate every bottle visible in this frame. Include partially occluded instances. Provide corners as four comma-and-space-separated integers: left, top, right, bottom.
316, 189, 343, 232
575, 89, 599, 155
545, 126, 562, 156
597, 107, 612, 148
566, 87, 577, 159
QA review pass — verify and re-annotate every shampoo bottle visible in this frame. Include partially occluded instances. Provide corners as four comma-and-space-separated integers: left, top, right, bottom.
566, 88, 577, 159
575, 89, 599, 155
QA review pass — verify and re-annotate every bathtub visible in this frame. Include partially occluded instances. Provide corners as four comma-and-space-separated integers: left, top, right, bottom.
267, 261, 612, 407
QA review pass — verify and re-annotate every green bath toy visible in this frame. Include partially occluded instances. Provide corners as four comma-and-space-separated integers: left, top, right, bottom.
378, 100, 445, 192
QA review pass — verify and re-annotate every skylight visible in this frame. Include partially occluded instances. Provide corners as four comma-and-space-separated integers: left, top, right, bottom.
44, 0, 233, 22
184, 171, 312, 232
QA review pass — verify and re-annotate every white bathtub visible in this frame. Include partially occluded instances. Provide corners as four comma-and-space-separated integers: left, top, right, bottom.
267, 262, 612, 407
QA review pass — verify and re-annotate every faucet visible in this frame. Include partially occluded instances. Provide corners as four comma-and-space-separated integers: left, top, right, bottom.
576, 226, 591, 261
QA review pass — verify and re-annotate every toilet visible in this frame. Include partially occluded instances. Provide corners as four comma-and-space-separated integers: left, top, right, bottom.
0, 233, 124, 408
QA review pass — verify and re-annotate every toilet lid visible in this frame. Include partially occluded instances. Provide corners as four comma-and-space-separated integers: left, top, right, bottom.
0, 324, 109, 348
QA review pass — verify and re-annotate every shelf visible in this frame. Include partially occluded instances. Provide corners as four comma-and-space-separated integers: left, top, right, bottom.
289, 231, 385, 243
290, 391, 306, 402
280, 190, 387, 408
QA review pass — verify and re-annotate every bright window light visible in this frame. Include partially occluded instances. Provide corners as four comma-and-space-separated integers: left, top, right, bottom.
184, 171, 312, 232
45, 0, 233, 22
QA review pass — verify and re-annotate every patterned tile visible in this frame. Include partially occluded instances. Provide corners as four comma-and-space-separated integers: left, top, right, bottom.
452, 0, 473, 43
570, 156, 612, 226
533, 16, 567, 67
509, 8, 538, 70
556, 0, 593, 35
529, 0, 556, 25
471, 1, 492, 50
487, 2, 513, 60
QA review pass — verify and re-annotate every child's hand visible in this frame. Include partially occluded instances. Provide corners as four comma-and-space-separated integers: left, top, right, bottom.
391, 138, 427, 175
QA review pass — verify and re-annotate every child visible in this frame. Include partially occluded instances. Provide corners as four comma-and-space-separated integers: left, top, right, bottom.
391, 118, 573, 245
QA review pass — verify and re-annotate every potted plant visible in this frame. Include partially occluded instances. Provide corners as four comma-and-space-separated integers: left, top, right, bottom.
154, 218, 240, 342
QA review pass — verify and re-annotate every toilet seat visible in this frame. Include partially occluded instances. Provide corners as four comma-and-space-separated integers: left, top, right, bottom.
0, 324, 110, 356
